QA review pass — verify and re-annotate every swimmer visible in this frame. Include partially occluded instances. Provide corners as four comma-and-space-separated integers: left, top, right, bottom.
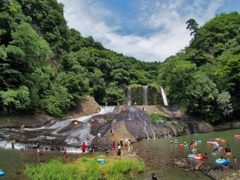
203, 153, 208, 160
189, 151, 196, 156
233, 157, 237, 168
197, 151, 202, 157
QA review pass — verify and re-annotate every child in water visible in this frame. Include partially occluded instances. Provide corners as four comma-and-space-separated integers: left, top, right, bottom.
233, 157, 237, 168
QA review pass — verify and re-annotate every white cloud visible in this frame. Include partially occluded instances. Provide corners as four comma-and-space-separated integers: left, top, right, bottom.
58, 0, 226, 62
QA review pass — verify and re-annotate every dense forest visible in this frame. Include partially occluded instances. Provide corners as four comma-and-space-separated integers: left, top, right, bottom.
0, 0, 160, 117
0, 0, 240, 123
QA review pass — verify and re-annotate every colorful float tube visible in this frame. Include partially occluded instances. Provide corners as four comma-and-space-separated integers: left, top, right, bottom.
0, 169, 4, 176
196, 140, 202, 143
194, 156, 201, 160
215, 158, 225, 165
234, 135, 240, 138
206, 141, 218, 145
192, 148, 196, 152
188, 155, 196, 158
218, 146, 224, 150
179, 143, 184, 146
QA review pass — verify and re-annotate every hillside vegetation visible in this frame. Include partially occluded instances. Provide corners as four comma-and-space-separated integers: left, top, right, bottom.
0, 0, 159, 117
159, 12, 240, 122
0, 0, 240, 123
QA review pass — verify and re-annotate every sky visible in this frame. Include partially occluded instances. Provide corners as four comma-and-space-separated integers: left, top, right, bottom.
58, 0, 240, 62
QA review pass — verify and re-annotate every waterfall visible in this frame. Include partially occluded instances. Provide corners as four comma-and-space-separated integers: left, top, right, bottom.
142, 86, 148, 105
161, 86, 168, 106
143, 122, 156, 139
150, 125, 156, 139
143, 122, 149, 139
127, 86, 131, 106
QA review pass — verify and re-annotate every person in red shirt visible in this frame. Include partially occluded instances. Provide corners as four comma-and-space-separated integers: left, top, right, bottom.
81, 142, 86, 154
112, 141, 116, 150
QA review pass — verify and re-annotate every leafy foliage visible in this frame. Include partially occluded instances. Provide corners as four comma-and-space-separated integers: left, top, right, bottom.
24, 157, 145, 180
0, 0, 160, 117
158, 12, 240, 122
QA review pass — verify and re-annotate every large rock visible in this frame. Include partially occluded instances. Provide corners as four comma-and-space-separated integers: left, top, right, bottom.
66, 95, 100, 118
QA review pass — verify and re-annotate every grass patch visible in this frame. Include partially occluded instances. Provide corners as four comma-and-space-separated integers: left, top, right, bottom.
24, 156, 145, 180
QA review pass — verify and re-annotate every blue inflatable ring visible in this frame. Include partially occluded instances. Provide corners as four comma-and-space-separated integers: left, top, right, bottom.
0, 169, 4, 176
215, 158, 225, 165
188, 155, 195, 158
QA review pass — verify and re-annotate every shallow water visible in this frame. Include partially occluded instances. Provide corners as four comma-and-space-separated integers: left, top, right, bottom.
0, 129, 240, 179
132, 129, 240, 179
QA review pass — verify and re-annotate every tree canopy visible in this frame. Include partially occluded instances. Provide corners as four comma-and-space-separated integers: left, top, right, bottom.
1, 0, 240, 124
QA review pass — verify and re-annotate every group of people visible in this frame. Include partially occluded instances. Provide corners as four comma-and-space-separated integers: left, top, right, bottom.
112, 138, 132, 159
188, 138, 237, 172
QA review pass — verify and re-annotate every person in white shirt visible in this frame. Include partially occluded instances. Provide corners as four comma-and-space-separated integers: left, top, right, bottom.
97, 132, 101, 142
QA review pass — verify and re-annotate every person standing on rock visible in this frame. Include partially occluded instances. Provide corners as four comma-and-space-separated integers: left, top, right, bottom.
21, 125, 25, 131
127, 139, 131, 153
111, 129, 115, 136
90, 140, 95, 153
63, 146, 67, 157
11, 139, 15, 149
120, 139, 123, 147
36, 142, 40, 153
112, 141, 116, 150
81, 142, 86, 154
115, 143, 121, 159
97, 132, 101, 142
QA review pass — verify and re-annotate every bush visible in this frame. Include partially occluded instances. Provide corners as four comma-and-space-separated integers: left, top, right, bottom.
24, 159, 84, 180
150, 113, 166, 124
24, 156, 146, 180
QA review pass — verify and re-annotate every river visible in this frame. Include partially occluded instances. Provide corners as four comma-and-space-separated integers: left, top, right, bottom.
0, 129, 240, 179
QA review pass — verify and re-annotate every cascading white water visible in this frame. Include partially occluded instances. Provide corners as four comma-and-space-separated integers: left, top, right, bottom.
127, 86, 131, 106
143, 122, 149, 139
142, 86, 148, 105
161, 86, 168, 106
150, 125, 156, 139
143, 122, 156, 139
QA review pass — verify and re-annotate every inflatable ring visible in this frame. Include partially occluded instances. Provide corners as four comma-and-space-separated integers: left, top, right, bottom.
0, 169, 4, 176
215, 158, 225, 165
234, 135, 240, 138
188, 155, 195, 158
218, 147, 224, 150
196, 140, 202, 143
194, 156, 201, 160
179, 143, 184, 146
206, 141, 212, 144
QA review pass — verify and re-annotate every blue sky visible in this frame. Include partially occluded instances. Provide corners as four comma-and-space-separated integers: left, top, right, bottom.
58, 0, 240, 62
